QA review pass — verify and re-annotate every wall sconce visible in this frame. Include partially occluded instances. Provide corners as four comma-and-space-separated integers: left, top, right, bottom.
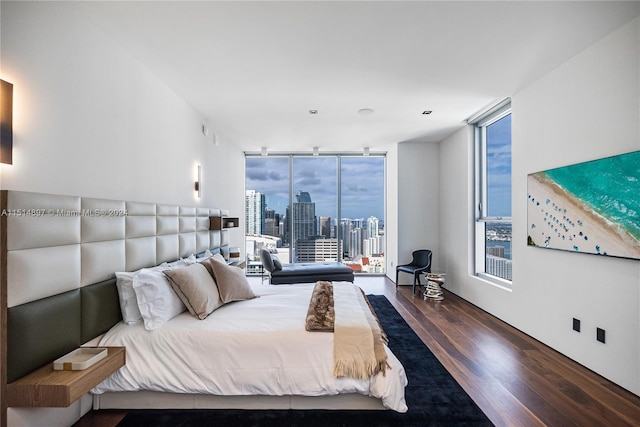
261, 147, 268, 156
363, 147, 370, 156
313, 146, 319, 156
0, 79, 13, 165
194, 165, 201, 198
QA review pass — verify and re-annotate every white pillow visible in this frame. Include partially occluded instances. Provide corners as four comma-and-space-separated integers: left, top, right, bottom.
115, 263, 169, 325
133, 268, 186, 330
115, 271, 142, 325
166, 254, 197, 269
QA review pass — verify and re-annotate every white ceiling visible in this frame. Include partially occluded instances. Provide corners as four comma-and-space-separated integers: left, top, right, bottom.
75, 1, 639, 153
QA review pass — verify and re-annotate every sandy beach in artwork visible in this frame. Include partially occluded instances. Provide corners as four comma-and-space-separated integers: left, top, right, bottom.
527, 173, 640, 259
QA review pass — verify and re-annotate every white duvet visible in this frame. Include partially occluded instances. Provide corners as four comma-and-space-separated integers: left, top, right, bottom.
92, 283, 408, 412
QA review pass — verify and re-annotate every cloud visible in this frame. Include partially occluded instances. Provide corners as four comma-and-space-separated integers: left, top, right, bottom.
246, 169, 270, 181
297, 176, 321, 186
268, 170, 285, 180
347, 183, 368, 192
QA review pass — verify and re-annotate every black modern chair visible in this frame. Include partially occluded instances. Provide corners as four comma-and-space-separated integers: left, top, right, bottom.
395, 249, 432, 295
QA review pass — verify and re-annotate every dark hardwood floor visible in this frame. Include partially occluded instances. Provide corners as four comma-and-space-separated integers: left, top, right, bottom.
74, 276, 640, 427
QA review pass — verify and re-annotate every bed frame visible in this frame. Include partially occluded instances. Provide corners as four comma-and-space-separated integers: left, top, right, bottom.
0, 190, 382, 427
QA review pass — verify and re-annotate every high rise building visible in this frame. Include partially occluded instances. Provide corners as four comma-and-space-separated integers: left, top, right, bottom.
297, 238, 341, 262
349, 228, 362, 259
486, 255, 512, 280
340, 219, 353, 256
264, 207, 279, 237
367, 216, 379, 238
319, 216, 332, 239
351, 218, 365, 229
486, 245, 505, 258
245, 190, 266, 235
293, 191, 316, 242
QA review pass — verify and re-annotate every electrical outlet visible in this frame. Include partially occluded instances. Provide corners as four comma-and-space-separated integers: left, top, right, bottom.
572, 318, 581, 332
597, 328, 606, 343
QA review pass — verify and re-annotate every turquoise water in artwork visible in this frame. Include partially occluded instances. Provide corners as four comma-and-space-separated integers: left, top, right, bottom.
544, 150, 640, 242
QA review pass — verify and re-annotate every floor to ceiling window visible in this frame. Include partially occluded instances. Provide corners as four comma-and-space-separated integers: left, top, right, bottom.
245, 154, 385, 275
472, 99, 512, 284
340, 156, 385, 273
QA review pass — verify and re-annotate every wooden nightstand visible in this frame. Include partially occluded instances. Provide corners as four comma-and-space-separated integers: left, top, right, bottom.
7, 347, 125, 407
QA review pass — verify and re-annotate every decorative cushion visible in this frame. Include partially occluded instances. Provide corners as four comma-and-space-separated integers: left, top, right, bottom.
199, 253, 225, 277
133, 268, 186, 330
204, 257, 257, 304
272, 256, 283, 271
164, 263, 223, 320
260, 248, 275, 273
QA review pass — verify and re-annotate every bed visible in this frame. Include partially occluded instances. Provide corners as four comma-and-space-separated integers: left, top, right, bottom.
1, 190, 407, 426
92, 278, 407, 412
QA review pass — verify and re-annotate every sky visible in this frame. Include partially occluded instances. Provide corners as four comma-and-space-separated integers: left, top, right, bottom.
246, 114, 511, 223
486, 114, 512, 217
245, 156, 385, 222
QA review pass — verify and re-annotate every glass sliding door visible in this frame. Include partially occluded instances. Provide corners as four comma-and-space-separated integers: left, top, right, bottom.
245, 153, 385, 275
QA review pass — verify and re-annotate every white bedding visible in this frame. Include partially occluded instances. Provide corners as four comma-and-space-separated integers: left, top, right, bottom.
92, 283, 408, 412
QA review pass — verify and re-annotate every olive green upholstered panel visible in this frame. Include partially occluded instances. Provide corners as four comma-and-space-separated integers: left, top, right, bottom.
7, 289, 82, 383
81, 278, 121, 344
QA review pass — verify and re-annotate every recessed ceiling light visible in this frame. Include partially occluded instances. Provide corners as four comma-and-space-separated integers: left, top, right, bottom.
422, 110, 433, 115
309, 110, 318, 115
358, 108, 375, 116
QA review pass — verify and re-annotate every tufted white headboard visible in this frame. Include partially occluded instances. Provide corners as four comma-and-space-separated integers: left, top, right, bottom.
0, 190, 231, 391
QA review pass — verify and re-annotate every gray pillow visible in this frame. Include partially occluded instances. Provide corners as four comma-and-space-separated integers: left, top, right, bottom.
164, 263, 223, 320
272, 256, 283, 271
260, 248, 275, 272
208, 257, 258, 303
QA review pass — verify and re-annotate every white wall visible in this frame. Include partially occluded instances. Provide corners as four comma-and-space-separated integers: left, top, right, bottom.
439, 17, 640, 395
0, 1, 244, 211
393, 140, 440, 283
1, 2, 245, 425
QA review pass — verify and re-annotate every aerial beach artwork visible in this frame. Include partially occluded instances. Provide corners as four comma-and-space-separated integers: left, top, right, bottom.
527, 150, 640, 260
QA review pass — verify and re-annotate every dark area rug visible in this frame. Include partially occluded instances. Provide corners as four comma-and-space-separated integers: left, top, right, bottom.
117, 295, 493, 426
